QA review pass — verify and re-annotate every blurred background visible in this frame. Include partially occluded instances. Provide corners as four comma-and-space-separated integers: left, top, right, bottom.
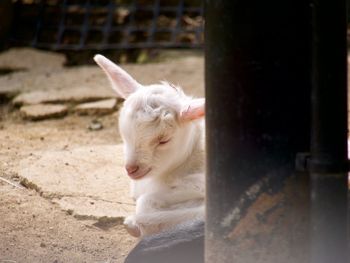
0, 0, 203, 64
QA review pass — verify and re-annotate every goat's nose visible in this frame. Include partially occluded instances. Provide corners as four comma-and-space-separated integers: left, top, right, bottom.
126, 164, 139, 175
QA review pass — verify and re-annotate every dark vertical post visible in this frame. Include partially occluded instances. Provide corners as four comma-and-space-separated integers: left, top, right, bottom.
205, 0, 311, 262
310, 0, 348, 173
0, 0, 13, 49
310, 0, 348, 262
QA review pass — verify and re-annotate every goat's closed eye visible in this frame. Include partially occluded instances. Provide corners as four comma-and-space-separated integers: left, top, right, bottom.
159, 138, 171, 145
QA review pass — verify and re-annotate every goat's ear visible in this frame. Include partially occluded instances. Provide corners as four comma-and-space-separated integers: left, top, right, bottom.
94, 54, 141, 99
180, 98, 205, 122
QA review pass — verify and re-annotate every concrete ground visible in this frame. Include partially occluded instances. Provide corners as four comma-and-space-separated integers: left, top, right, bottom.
0, 48, 204, 263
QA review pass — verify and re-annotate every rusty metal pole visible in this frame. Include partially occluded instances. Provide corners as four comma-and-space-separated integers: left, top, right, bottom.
309, 0, 349, 262
205, 0, 311, 262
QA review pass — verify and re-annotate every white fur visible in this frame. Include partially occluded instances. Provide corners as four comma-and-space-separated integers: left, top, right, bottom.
94, 55, 205, 237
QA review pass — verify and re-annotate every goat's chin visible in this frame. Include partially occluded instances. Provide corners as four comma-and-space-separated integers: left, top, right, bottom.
128, 167, 152, 180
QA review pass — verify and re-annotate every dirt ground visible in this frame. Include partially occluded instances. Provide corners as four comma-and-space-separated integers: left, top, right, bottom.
0, 48, 204, 263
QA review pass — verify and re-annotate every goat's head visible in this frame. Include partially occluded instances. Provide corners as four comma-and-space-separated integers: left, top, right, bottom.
94, 54, 205, 180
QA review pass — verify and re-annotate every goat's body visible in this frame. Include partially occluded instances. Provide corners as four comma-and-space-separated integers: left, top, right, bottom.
94, 54, 205, 237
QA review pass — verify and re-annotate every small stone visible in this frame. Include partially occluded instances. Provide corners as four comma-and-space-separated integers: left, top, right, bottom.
67, 209, 73, 215
20, 104, 68, 121
40, 242, 46, 248
88, 120, 103, 131
74, 98, 118, 115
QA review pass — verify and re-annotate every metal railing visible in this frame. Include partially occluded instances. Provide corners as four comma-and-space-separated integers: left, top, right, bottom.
10, 0, 204, 50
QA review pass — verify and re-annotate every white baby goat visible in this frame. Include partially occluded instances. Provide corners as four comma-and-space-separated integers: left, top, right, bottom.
94, 55, 205, 237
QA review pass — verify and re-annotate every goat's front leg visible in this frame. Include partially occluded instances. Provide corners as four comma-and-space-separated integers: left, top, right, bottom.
124, 215, 141, 237
135, 188, 204, 215
124, 189, 203, 237
124, 192, 169, 237
136, 205, 205, 236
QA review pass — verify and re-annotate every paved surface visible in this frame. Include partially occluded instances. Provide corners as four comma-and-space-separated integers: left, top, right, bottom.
19, 144, 134, 221
13, 87, 118, 106
75, 98, 118, 115
20, 104, 68, 120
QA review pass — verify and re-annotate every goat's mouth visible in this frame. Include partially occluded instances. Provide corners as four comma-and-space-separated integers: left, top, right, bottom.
128, 167, 152, 180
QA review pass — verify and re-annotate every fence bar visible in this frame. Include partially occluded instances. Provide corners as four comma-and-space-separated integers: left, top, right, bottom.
205, 0, 311, 262
310, 0, 348, 262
